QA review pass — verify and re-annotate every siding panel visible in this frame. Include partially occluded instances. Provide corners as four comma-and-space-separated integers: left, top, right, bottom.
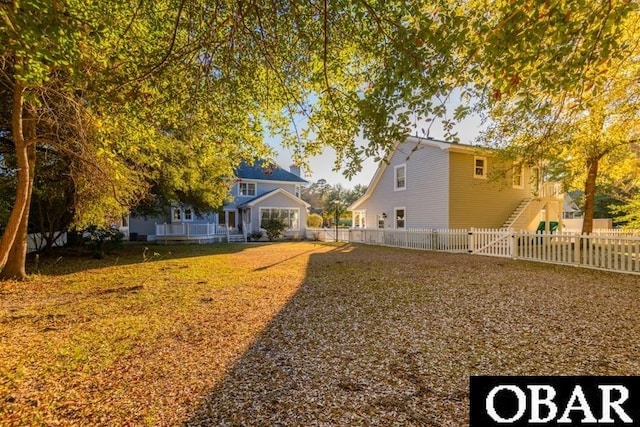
358, 141, 449, 229
448, 152, 531, 228
229, 182, 298, 209
248, 192, 307, 236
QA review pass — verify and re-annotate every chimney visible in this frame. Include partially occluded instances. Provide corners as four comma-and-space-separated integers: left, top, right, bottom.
289, 164, 302, 178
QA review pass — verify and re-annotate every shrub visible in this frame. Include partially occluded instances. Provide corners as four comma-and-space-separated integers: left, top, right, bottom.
307, 213, 323, 228
248, 230, 264, 241
261, 218, 287, 241
84, 225, 124, 259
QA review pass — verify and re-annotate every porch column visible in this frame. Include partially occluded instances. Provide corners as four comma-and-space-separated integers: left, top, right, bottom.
544, 202, 550, 232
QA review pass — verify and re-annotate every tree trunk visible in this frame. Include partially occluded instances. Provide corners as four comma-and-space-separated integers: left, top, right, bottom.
1, 136, 36, 279
581, 157, 599, 235
0, 82, 33, 276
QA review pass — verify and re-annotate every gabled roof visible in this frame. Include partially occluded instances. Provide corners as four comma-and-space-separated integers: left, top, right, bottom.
235, 160, 307, 183
349, 136, 486, 210
237, 188, 311, 209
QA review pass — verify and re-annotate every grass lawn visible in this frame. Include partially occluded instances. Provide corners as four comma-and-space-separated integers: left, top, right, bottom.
1, 242, 639, 426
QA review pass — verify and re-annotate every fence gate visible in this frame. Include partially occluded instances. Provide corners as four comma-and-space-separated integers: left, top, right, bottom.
469, 228, 513, 258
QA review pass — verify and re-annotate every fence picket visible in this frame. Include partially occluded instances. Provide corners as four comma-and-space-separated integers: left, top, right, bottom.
306, 227, 640, 276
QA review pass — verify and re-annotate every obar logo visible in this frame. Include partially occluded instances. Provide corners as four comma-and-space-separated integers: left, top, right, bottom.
470, 376, 640, 426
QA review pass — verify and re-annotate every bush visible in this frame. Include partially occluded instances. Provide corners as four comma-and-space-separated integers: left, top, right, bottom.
307, 213, 323, 228
261, 218, 287, 241
248, 230, 264, 241
84, 225, 124, 258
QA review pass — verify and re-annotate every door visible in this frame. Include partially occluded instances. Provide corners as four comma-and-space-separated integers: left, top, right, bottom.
228, 211, 236, 231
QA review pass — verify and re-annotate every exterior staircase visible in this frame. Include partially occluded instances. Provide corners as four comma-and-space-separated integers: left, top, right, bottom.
501, 198, 547, 230
501, 198, 531, 229
502, 183, 564, 230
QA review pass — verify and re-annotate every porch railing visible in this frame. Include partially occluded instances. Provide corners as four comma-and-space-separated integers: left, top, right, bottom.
539, 181, 563, 198
156, 223, 227, 237
155, 223, 244, 237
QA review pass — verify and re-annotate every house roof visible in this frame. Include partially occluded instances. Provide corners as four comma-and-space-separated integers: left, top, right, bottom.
237, 188, 311, 209
349, 136, 486, 210
235, 160, 308, 183
563, 193, 581, 213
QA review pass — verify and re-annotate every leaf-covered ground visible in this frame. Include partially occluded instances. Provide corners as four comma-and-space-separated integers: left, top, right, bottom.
1, 242, 639, 426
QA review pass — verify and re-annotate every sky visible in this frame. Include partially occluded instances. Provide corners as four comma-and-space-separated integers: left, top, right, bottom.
269, 111, 487, 189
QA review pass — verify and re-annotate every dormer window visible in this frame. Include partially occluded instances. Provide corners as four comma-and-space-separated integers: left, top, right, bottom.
239, 182, 256, 196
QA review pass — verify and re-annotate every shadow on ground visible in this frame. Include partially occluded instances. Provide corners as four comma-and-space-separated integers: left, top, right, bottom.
182, 244, 640, 426
25, 242, 264, 277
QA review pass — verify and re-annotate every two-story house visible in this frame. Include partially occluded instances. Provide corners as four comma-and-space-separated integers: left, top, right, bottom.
126, 161, 309, 242
349, 136, 565, 231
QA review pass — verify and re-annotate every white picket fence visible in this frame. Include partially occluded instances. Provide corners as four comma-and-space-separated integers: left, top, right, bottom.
27, 232, 67, 253
306, 227, 640, 276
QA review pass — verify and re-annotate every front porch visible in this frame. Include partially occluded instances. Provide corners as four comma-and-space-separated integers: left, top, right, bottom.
155, 223, 246, 243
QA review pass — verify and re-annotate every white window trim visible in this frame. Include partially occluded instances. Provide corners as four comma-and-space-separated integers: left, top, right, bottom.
183, 207, 194, 222
474, 156, 487, 179
394, 207, 406, 230
259, 207, 301, 231
171, 206, 194, 222
512, 165, 524, 189
394, 163, 407, 191
238, 181, 257, 197
353, 210, 366, 228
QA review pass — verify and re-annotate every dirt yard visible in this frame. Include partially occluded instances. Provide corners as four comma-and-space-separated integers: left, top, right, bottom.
1, 242, 638, 426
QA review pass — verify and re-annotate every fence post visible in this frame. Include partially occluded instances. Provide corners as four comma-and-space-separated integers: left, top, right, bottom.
510, 230, 517, 259
574, 233, 581, 265
467, 228, 474, 254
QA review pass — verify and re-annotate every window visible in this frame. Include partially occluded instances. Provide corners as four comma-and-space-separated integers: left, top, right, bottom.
394, 164, 406, 191
512, 165, 523, 189
216, 208, 226, 225
239, 182, 256, 196
294, 185, 301, 198
377, 214, 385, 229
394, 207, 405, 229
353, 210, 366, 228
172, 206, 194, 222
474, 156, 487, 179
183, 208, 193, 221
260, 208, 300, 230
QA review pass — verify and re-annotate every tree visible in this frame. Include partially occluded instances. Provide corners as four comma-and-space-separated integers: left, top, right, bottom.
2, 0, 418, 278
1, 0, 635, 278
302, 181, 367, 226
306, 213, 323, 228
301, 179, 331, 216
480, 10, 640, 234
